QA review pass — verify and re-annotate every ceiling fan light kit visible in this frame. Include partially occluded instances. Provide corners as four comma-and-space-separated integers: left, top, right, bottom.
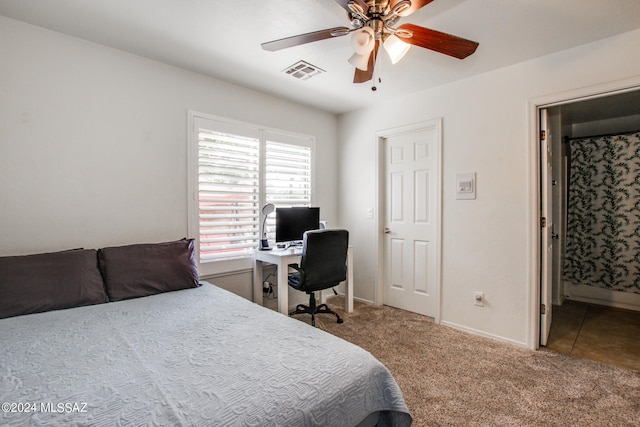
261, 0, 479, 84
350, 27, 375, 55
383, 34, 411, 64
348, 52, 372, 71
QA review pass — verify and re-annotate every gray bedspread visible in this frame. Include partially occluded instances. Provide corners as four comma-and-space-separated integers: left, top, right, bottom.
1, 283, 412, 426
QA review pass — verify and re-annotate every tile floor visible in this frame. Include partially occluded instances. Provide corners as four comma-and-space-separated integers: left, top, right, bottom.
546, 300, 640, 371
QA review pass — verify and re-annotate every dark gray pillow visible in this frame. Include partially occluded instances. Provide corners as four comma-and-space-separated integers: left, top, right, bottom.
98, 239, 199, 302
0, 249, 108, 319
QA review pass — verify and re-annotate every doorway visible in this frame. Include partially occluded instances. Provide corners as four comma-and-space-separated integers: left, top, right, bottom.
537, 88, 640, 359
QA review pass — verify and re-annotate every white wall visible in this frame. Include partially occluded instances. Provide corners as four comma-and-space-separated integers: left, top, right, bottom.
0, 17, 338, 262
4, 14, 640, 345
338, 29, 640, 346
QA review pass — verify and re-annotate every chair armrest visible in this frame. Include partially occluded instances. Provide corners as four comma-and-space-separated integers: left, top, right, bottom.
288, 263, 301, 272
287, 264, 305, 287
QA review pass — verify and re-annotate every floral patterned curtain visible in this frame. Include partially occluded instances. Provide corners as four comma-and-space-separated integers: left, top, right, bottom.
564, 131, 640, 295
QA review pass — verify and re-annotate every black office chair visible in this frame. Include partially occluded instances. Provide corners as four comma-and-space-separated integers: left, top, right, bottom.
288, 229, 349, 327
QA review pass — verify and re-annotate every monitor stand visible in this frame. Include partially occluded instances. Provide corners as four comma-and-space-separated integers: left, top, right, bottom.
275, 241, 303, 250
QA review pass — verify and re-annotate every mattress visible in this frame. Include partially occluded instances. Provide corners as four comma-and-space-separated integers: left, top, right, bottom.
0, 283, 411, 426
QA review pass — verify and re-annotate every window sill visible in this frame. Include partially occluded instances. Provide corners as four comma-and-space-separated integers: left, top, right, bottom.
197, 256, 254, 277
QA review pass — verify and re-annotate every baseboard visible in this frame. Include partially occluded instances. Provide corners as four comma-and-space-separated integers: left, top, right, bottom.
440, 320, 528, 349
565, 283, 640, 312
353, 295, 374, 305
327, 291, 374, 306
326, 293, 529, 348
565, 295, 640, 312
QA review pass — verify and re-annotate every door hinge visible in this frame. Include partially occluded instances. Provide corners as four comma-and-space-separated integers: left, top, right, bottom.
540, 217, 547, 228
540, 130, 547, 141
540, 303, 547, 315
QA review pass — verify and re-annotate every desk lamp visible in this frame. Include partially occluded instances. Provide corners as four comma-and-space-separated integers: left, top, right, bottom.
259, 203, 275, 251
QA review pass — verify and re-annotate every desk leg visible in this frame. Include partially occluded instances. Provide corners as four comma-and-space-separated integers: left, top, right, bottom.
320, 290, 328, 305
253, 259, 264, 306
345, 248, 354, 313
277, 259, 289, 315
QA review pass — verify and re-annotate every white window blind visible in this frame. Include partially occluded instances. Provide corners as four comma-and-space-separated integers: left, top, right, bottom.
266, 141, 312, 206
197, 129, 260, 261
191, 115, 315, 268
264, 134, 312, 241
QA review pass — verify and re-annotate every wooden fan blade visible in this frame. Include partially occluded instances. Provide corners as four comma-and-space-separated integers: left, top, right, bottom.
353, 41, 379, 83
261, 27, 351, 51
389, 0, 435, 16
398, 23, 479, 59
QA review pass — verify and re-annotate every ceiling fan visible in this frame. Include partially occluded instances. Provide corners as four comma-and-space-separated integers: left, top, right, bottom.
261, 0, 479, 84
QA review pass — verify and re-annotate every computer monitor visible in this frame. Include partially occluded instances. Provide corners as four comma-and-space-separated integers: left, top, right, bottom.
275, 207, 320, 243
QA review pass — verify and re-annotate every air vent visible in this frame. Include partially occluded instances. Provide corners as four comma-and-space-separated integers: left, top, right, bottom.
282, 60, 325, 80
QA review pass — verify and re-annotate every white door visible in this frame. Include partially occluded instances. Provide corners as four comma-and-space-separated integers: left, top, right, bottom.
540, 109, 553, 346
383, 122, 441, 317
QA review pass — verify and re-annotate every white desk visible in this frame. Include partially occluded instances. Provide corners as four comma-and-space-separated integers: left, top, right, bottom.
253, 246, 353, 316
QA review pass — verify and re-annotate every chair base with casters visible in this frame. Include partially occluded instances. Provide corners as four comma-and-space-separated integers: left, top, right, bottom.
289, 291, 343, 327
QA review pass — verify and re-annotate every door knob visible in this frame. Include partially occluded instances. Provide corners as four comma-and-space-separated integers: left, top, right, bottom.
384, 227, 391, 234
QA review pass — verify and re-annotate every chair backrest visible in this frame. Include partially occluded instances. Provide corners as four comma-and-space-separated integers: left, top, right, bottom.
298, 229, 349, 292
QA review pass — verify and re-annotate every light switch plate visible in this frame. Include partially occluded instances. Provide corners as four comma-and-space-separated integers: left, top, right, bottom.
456, 172, 476, 200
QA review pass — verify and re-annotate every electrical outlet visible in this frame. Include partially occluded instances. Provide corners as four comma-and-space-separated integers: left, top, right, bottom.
474, 291, 484, 307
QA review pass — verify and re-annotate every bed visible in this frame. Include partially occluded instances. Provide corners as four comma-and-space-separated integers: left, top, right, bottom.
0, 240, 412, 426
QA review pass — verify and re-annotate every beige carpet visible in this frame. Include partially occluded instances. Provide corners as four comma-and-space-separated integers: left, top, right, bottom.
300, 297, 640, 427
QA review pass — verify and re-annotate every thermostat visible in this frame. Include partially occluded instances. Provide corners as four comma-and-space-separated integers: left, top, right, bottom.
456, 172, 476, 200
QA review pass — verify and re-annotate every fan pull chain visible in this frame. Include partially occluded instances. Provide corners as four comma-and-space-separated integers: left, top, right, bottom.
372, 47, 382, 92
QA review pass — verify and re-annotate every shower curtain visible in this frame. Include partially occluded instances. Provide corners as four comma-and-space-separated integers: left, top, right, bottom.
564, 131, 640, 295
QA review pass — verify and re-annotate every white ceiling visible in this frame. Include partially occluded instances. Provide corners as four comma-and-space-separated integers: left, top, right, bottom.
2, 0, 640, 114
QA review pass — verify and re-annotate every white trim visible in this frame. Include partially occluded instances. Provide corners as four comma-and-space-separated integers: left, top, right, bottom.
328, 293, 374, 306
188, 110, 316, 142
565, 283, 640, 312
199, 268, 253, 281
374, 136, 384, 307
374, 118, 443, 323
526, 76, 640, 350
353, 295, 375, 305
187, 110, 198, 257
441, 320, 528, 349
526, 100, 542, 351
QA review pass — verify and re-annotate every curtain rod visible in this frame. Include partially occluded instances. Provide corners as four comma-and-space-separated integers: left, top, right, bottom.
567, 129, 640, 141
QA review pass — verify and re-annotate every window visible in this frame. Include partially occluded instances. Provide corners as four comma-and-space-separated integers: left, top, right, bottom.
188, 113, 314, 275
197, 129, 260, 262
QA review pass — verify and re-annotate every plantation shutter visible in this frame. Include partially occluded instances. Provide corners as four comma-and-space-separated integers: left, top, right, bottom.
196, 121, 260, 262
191, 116, 315, 269
264, 132, 313, 240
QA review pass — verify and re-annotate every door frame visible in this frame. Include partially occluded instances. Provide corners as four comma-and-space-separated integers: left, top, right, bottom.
526, 77, 640, 350
539, 108, 554, 346
374, 118, 443, 323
